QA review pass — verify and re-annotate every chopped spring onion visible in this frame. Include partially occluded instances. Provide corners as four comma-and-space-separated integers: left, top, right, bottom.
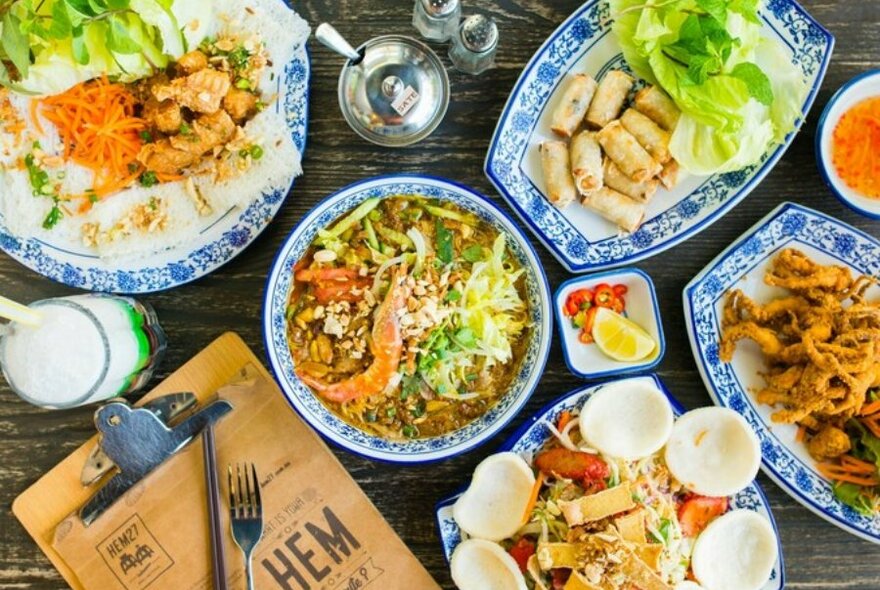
376, 224, 413, 250
363, 218, 380, 251
424, 204, 480, 225
324, 197, 381, 239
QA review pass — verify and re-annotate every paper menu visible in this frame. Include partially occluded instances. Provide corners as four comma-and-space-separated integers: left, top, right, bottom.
14, 334, 439, 590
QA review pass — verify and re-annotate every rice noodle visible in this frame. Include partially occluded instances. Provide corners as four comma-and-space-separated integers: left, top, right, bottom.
371, 255, 405, 295
541, 419, 579, 451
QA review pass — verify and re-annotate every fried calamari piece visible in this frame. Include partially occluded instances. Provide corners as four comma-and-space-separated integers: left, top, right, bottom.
766, 248, 853, 292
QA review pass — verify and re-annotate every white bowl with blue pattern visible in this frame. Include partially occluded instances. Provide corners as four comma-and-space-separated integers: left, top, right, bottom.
0, 0, 310, 294
262, 174, 552, 464
435, 374, 784, 589
684, 202, 880, 543
816, 70, 880, 219
484, 0, 832, 273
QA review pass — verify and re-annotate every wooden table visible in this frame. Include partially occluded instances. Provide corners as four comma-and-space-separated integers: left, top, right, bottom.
1, 0, 879, 587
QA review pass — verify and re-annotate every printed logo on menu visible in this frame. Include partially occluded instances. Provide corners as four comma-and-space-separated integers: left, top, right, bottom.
258, 485, 384, 590
96, 514, 173, 590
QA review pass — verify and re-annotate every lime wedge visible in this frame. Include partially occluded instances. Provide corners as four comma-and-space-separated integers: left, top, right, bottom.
591, 307, 656, 362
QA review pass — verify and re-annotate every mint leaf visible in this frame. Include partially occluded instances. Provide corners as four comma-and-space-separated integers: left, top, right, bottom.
46, 0, 73, 40
1, 12, 30, 79
697, 0, 728, 24
435, 220, 453, 264
684, 54, 716, 86
64, 0, 99, 18
731, 62, 774, 105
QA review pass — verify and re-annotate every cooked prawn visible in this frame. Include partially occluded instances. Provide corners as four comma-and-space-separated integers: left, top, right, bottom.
296, 266, 407, 403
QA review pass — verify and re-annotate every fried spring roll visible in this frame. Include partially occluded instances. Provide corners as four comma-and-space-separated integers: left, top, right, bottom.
540, 141, 577, 208
550, 74, 598, 138
582, 187, 645, 233
597, 120, 662, 182
586, 70, 634, 129
620, 108, 671, 164
659, 159, 681, 189
603, 158, 658, 203
634, 86, 681, 132
570, 131, 603, 195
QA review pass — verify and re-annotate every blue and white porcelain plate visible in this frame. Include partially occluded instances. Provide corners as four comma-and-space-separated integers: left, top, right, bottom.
484, 0, 832, 273
435, 375, 785, 589
684, 202, 880, 543
262, 174, 552, 464
0, 17, 309, 293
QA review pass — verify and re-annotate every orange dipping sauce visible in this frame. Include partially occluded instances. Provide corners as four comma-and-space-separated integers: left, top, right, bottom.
831, 96, 880, 199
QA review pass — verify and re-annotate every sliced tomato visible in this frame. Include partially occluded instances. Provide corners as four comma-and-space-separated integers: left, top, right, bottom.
508, 537, 536, 573
678, 495, 729, 537
535, 448, 609, 482
295, 267, 361, 283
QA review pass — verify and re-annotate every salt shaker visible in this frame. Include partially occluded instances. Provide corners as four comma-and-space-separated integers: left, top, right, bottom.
449, 14, 498, 75
412, 0, 461, 43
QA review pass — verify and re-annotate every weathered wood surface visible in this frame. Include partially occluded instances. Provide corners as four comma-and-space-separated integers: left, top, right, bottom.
1, 0, 879, 588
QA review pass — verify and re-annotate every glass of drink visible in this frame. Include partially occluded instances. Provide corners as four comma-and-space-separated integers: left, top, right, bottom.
0, 294, 167, 409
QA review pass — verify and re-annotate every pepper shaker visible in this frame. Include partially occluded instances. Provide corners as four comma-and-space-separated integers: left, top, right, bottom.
413, 0, 461, 43
449, 14, 498, 75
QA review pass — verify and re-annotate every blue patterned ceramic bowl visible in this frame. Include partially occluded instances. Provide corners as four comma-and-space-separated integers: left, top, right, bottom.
262, 175, 552, 463
684, 202, 880, 543
484, 0, 832, 273
435, 374, 785, 590
816, 70, 880, 219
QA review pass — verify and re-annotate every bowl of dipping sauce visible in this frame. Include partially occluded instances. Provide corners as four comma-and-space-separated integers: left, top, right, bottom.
817, 70, 880, 218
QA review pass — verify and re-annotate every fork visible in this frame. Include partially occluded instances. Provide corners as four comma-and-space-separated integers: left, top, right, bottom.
228, 463, 264, 590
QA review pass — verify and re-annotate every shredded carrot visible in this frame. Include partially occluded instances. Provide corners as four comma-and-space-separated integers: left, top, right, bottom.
860, 400, 880, 416
832, 96, 880, 199
816, 462, 879, 487
556, 410, 572, 432
862, 414, 880, 439
796, 424, 807, 442
840, 455, 877, 474
39, 76, 147, 199
522, 471, 545, 525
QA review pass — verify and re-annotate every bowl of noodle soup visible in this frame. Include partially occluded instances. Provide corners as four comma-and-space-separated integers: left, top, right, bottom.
263, 175, 551, 463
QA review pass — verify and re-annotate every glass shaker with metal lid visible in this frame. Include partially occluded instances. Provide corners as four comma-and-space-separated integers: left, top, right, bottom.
316, 23, 450, 147
449, 14, 499, 75
412, 0, 461, 42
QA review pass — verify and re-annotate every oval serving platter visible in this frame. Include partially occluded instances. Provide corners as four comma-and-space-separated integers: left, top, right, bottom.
435, 374, 785, 590
263, 174, 552, 464
0, 1, 310, 294
484, 0, 832, 273
684, 202, 880, 543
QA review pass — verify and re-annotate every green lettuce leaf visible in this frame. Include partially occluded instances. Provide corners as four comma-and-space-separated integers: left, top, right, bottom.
608, 0, 807, 175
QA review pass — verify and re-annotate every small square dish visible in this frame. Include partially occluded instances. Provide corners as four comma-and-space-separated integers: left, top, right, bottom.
554, 268, 664, 379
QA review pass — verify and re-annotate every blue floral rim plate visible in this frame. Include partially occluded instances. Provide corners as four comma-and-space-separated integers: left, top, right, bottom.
484, 0, 833, 273
262, 174, 553, 464
0, 3, 310, 294
434, 374, 785, 590
684, 202, 880, 543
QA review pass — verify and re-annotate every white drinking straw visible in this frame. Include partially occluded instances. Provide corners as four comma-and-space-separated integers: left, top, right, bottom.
0, 296, 42, 327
